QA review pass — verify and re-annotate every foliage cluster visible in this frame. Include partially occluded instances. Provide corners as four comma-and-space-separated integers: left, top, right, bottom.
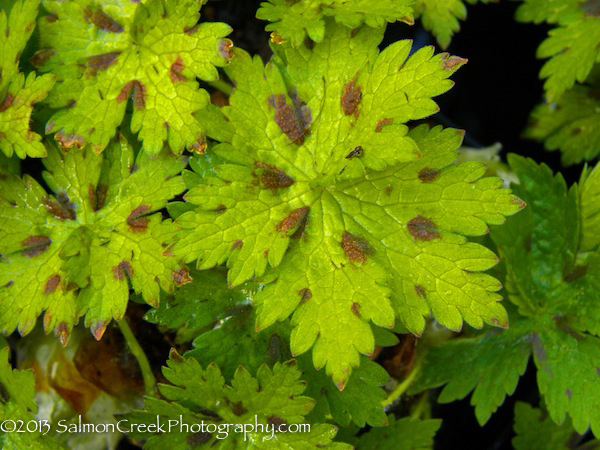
0, 0, 599, 448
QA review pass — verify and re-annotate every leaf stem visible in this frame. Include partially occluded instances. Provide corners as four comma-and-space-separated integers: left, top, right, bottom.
118, 317, 157, 396
206, 79, 233, 96
381, 359, 421, 409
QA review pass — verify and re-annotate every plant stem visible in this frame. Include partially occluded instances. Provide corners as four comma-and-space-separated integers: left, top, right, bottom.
207, 79, 233, 96
381, 360, 421, 408
118, 317, 157, 396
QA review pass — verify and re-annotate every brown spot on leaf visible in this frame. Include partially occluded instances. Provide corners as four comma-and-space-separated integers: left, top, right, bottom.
267, 416, 287, 431
172, 268, 192, 286
441, 54, 468, 71
162, 243, 175, 257
45, 193, 76, 220
0, 93, 14, 112
565, 389, 573, 400
418, 167, 441, 183
563, 265, 587, 283
95, 184, 108, 211
56, 322, 70, 347
571, 127, 582, 136
214, 204, 227, 215
133, 80, 146, 110
341, 77, 362, 117
86, 52, 120, 76
276, 207, 310, 234
22, 236, 52, 257
91, 322, 107, 341
184, 24, 199, 35
170, 348, 184, 362
342, 231, 373, 263
256, 163, 295, 189
117, 81, 134, 103
113, 261, 134, 281
407, 216, 441, 241
345, 146, 364, 159
583, 0, 600, 17
298, 288, 312, 304
187, 432, 212, 447
232, 240, 243, 250
170, 55, 186, 84
351, 302, 361, 318
3, 281, 14, 288
415, 284, 427, 299
44, 275, 61, 295
219, 39, 234, 60
84, 7, 124, 32
190, 135, 207, 154
375, 118, 393, 132
55, 130, 85, 150
127, 205, 151, 232
231, 401, 247, 416
268, 94, 311, 145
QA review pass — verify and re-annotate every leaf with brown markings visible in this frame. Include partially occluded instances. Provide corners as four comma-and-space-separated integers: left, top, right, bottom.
0, 0, 56, 158
0, 135, 186, 343
176, 24, 522, 387
37, 0, 233, 154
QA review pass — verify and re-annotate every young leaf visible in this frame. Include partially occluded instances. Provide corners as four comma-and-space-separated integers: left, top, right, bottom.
0, 0, 56, 158
35, 0, 232, 155
0, 347, 63, 448
0, 135, 187, 343
176, 23, 523, 388
123, 352, 351, 449
411, 155, 600, 435
256, 0, 414, 46
516, 0, 600, 101
513, 402, 599, 450
525, 85, 600, 165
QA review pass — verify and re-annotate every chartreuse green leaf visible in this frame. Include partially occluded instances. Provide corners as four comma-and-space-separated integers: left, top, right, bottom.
512, 402, 599, 450
414, 0, 496, 50
0, 135, 187, 343
0, 0, 56, 158
411, 155, 600, 436
353, 415, 441, 449
35, 0, 232, 155
176, 23, 523, 388
516, 0, 600, 101
256, 0, 414, 46
123, 352, 351, 449
524, 85, 600, 165
0, 347, 63, 449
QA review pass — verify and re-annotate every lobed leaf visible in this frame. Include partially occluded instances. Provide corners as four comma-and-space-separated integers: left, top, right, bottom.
36, 0, 232, 154
176, 22, 523, 387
